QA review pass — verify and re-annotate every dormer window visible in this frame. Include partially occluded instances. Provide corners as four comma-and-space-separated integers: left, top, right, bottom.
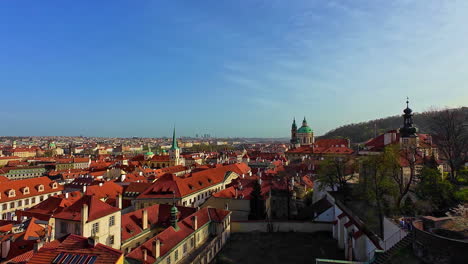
22, 187, 30, 195
36, 184, 44, 192
8, 189, 16, 198
51, 182, 58, 189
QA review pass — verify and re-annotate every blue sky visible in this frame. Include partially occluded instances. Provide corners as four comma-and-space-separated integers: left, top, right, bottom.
1, 0, 467, 138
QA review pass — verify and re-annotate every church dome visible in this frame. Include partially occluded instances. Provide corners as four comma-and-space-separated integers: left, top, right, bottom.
145, 151, 154, 156
297, 126, 313, 133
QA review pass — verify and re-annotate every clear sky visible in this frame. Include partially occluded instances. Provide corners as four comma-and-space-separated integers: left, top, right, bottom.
1, 0, 467, 138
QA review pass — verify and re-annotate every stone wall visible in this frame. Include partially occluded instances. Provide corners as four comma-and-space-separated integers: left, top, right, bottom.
413, 224, 467, 264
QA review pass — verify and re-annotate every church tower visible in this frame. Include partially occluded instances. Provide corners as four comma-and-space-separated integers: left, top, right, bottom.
290, 118, 299, 148
399, 98, 419, 148
169, 127, 180, 165
296, 117, 314, 146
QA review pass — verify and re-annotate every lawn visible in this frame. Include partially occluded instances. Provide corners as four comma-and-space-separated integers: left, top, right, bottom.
214, 232, 344, 264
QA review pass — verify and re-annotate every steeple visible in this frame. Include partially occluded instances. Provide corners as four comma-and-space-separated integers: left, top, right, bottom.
292, 118, 297, 130
171, 127, 179, 150
302, 117, 307, 126
400, 97, 417, 138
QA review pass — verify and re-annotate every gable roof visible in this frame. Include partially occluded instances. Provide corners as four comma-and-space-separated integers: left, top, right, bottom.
137, 163, 250, 199
126, 207, 229, 264
53, 195, 120, 222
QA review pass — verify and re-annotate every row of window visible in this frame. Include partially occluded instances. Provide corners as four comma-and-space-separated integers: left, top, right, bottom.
1, 192, 60, 211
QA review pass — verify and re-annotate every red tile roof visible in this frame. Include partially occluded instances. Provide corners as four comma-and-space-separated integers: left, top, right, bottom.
138, 163, 250, 199
0, 177, 63, 203
16, 191, 83, 221
53, 195, 120, 222
28, 234, 123, 264
85, 181, 123, 199
121, 204, 196, 241
126, 207, 229, 264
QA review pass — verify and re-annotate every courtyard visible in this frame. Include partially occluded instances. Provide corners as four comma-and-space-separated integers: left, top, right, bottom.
214, 231, 344, 264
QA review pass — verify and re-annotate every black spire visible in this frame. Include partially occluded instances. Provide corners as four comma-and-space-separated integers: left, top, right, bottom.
400, 97, 417, 137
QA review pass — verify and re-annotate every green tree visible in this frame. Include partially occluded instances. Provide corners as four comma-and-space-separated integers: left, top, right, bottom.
317, 157, 357, 195
248, 180, 265, 220
415, 166, 457, 215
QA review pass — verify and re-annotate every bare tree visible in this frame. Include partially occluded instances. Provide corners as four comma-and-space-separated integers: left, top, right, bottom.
429, 109, 468, 182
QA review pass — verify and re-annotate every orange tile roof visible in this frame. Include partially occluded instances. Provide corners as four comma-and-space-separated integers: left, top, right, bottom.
0, 177, 63, 203
85, 181, 123, 199
137, 163, 250, 199
53, 195, 120, 222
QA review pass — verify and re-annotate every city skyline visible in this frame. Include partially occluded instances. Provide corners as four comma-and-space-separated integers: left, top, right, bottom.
1, 0, 468, 137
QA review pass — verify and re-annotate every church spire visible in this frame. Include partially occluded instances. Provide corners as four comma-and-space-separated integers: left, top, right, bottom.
302, 117, 307, 126
292, 118, 297, 130
400, 97, 417, 137
171, 127, 179, 150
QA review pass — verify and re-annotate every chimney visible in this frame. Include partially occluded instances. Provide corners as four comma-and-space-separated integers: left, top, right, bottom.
99, 182, 103, 187
192, 215, 198, 230
117, 194, 122, 209
82, 203, 88, 224
139, 171, 143, 176
121, 174, 126, 182
83, 185, 87, 193
87, 236, 97, 247
154, 239, 161, 259
34, 239, 44, 252
142, 209, 148, 230
65, 192, 69, 199
143, 248, 148, 261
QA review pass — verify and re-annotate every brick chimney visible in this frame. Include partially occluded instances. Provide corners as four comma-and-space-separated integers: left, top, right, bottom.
154, 239, 160, 259
143, 248, 148, 261
142, 209, 148, 230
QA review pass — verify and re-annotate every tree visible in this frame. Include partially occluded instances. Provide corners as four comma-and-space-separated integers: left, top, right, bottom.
415, 166, 457, 215
360, 152, 398, 235
390, 145, 418, 210
429, 108, 468, 182
248, 180, 265, 220
317, 156, 357, 195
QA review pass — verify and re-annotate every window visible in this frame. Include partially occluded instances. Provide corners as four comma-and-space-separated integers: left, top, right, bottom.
2, 204, 6, 210
10, 202, 15, 209
109, 235, 114, 245
166, 256, 171, 264
32, 197, 36, 204
40, 196, 44, 202
25, 199, 29, 206
190, 237, 194, 247
92, 222, 99, 234
18, 200, 22, 207
109, 215, 115, 226
183, 243, 187, 253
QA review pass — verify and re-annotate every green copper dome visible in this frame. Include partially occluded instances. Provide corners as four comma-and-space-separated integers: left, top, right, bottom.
145, 151, 154, 156
297, 126, 313, 133
171, 205, 178, 214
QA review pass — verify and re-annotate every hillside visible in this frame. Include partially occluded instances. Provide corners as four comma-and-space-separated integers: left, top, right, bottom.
321, 107, 468, 144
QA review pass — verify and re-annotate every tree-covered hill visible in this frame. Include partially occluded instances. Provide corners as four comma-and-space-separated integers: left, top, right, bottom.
321, 107, 468, 143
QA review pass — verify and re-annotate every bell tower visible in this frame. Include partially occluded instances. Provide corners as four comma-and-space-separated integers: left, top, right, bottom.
169, 127, 180, 165
399, 98, 419, 147
290, 118, 299, 148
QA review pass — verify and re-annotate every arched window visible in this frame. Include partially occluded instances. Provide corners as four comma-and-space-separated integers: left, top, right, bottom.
8, 189, 16, 197
22, 187, 30, 195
